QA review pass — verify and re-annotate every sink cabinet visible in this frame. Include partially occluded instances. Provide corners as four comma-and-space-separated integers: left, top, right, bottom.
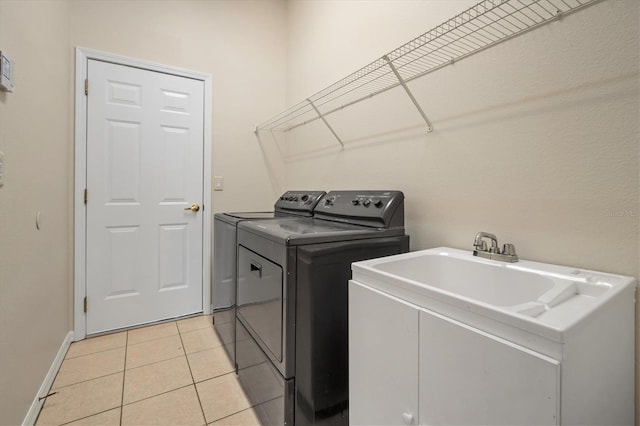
349, 278, 633, 425
419, 309, 559, 425
349, 282, 419, 426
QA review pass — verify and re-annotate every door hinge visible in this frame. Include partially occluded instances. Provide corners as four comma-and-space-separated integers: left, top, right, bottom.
83, 297, 87, 313
84, 79, 88, 96
83, 188, 88, 204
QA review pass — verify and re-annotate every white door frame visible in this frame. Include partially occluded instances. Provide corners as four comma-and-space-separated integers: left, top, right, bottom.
74, 47, 213, 340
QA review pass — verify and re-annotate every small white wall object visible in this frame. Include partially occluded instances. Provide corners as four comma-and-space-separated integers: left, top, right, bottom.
0, 51, 15, 92
214, 176, 224, 191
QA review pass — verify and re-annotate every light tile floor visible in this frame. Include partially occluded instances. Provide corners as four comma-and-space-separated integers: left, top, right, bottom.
36, 315, 262, 426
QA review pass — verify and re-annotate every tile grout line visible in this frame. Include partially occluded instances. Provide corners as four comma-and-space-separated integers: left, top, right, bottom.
178, 322, 209, 424
207, 399, 272, 426
127, 332, 180, 348
64, 343, 127, 360
124, 319, 214, 350
47, 346, 127, 394
181, 324, 227, 356
184, 342, 226, 357
206, 405, 258, 425
119, 330, 129, 426
56, 345, 126, 364
50, 344, 125, 424
125, 353, 186, 372
58, 407, 118, 426
88, 313, 203, 340
193, 369, 237, 386
47, 371, 124, 393
176, 322, 214, 335
121, 383, 194, 408
52, 319, 216, 426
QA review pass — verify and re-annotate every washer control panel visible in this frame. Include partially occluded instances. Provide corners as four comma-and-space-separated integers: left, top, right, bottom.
315, 190, 405, 228
274, 191, 326, 215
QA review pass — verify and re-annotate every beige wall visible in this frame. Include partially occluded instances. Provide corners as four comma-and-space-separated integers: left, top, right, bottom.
0, 0, 637, 423
283, 0, 639, 420
0, 1, 73, 424
71, 0, 288, 213
0, 0, 72, 424
284, 0, 639, 277
0, 0, 287, 423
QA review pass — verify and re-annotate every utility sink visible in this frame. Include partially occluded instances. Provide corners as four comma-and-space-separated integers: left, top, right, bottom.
351, 247, 636, 339
350, 247, 637, 424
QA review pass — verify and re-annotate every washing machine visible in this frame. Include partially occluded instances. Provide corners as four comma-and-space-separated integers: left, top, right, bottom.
235, 190, 410, 425
212, 191, 325, 366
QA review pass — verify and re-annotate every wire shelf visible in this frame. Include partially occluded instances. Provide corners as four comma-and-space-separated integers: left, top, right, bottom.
255, 0, 602, 139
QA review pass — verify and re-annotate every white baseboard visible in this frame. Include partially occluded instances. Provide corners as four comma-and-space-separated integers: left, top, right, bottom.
22, 331, 74, 426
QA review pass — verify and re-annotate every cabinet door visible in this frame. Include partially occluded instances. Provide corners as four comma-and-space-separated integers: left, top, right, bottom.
419, 310, 560, 425
349, 281, 419, 426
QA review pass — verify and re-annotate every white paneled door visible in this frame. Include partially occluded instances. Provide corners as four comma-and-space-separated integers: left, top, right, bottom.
85, 59, 204, 334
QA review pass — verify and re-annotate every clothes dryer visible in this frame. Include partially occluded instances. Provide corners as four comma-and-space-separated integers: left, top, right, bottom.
212, 191, 325, 365
235, 190, 410, 425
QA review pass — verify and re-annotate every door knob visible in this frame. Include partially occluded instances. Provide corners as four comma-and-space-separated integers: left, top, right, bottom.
184, 203, 200, 212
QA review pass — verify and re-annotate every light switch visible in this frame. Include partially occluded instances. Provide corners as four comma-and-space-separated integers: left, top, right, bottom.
214, 176, 224, 191
0, 151, 5, 187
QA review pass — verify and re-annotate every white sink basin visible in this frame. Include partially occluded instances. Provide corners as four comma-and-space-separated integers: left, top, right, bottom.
351, 247, 635, 339
373, 254, 558, 307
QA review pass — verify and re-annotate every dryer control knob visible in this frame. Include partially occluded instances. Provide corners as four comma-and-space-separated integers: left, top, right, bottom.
351, 199, 360, 206
363, 199, 371, 207
373, 199, 383, 208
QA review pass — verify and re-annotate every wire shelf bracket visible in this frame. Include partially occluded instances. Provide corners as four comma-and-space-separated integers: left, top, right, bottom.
308, 98, 345, 149
254, 0, 603, 142
383, 55, 433, 133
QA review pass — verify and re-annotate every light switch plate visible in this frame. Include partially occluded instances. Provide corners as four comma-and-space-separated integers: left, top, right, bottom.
214, 176, 224, 191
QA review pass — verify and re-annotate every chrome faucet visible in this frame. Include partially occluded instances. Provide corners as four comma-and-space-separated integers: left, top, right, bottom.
473, 232, 518, 262
473, 232, 498, 253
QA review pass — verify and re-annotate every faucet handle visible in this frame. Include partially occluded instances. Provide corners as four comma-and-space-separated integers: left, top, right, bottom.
502, 243, 517, 256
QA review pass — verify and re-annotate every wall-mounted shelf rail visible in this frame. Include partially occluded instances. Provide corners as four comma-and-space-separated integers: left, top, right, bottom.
254, 0, 602, 146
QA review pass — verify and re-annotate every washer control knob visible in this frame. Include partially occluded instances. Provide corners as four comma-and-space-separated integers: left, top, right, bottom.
363, 199, 371, 207
351, 199, 360, 206
301, 195, 309, 202
373, 199, 383, 208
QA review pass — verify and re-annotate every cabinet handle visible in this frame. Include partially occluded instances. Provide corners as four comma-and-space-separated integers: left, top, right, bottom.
402, 412, 414, 425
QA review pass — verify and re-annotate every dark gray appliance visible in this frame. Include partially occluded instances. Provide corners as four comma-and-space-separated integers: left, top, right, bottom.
212, 191, 326, 365
235, 190, 409, 425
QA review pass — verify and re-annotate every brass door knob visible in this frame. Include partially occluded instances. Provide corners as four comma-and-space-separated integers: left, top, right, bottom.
184, 203, 200, 212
